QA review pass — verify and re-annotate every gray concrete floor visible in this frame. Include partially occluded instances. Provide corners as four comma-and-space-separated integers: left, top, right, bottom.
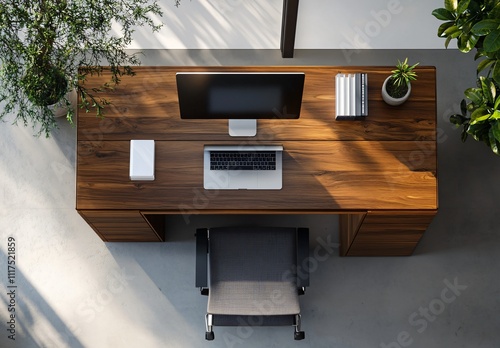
1, 49, 500, 348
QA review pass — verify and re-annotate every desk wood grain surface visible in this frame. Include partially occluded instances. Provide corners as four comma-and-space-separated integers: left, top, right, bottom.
76, 66, 437, 213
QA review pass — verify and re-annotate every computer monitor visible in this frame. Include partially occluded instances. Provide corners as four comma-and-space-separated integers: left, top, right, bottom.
176, 72, 305, 136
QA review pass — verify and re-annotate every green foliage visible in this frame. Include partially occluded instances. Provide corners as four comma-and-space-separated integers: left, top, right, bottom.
21, 64, 68, 106
0, 0, 175, 136
433, 0, 500, 155
450, 77, 500, 155
432, 0, 500, 83
386, 58, 419, 98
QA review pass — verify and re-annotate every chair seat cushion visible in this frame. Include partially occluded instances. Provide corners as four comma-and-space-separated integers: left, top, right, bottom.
208, 280, 300, 315
207, 227, 300, 316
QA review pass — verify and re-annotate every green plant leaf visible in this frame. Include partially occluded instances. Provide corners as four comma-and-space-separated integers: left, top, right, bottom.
493, 61, 500, 84
461, 126, 469, 142
457, 0, 471, 13
474, 49, 485, 60
477, 58, 495, 74
444, 36, 453, 49
468, 34, 480, 50
468, 122, 490, 141
444, 25, 461, 38
490, 2, 500, 19
464, 87, 483, 104
488, 127, 500, 154
432, 8, 455, 21
491, 109, 500, 119
471, 19, 500, 36
460, 33, 480, 52
484, 29, 500, 52
461, 98, 468, 115
492, 121, 500, 142
445, 0, 458, 12
480, 77, 495, 104
491, 80, 497, 101
471, 106, 489, 120
438, 22, 454, 36
470, 114, 490, 124
467, 0, 481, 14
462, 20, 473, 35
450, 113, 468, 125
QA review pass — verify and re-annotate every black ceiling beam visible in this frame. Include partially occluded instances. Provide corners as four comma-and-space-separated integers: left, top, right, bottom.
280, 0, 299, 58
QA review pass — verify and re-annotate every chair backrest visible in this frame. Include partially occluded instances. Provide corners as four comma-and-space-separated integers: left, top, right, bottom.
209, 226, 298, 285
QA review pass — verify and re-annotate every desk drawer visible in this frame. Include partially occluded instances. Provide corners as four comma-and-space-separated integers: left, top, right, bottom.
341, 210, 437, 256
78, 210, 164, 242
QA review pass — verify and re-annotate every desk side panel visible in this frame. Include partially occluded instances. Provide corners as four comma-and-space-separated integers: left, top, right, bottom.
344, 210, 437, 256
78, 210, 164, 242
339, 213, 366, 256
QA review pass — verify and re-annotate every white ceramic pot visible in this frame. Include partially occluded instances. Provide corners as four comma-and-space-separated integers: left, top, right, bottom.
381, 76, 411, 106
50, 89, 78, 118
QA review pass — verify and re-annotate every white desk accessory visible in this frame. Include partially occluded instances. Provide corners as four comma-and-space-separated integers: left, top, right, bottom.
129, 140, 155, 180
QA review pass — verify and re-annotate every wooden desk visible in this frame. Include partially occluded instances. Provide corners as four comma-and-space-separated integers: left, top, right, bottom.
76, 66, 438, 256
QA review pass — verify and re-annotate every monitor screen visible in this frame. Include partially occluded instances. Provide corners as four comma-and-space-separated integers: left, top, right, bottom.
176, 72, 305, 120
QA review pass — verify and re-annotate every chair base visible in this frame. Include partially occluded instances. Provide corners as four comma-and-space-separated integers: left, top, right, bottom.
294, 314, 305, 340
294, 331, 305, 340
204, 313, 305, 341
205, 331, 215, 341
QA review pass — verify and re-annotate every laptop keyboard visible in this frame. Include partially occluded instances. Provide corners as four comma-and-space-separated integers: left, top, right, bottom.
210, 151, 276, 170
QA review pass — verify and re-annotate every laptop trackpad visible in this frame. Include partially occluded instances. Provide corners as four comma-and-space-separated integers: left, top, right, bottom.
257, 170, 282, 190
228, 171, 258, 189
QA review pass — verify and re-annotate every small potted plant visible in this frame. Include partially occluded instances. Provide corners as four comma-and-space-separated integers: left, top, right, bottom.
382, 58, 419, 106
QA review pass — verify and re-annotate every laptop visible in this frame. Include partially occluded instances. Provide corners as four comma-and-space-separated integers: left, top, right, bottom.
204, 145, 283, 190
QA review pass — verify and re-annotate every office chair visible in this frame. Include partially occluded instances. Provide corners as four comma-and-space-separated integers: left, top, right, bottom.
196, 226, 309, 341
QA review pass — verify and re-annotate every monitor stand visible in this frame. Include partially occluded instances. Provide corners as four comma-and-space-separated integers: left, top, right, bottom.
228, 119, 257, 137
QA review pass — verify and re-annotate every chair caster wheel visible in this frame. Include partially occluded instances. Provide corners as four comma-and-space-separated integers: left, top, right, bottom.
294, 331, 305, 340
205, 331, 215, 340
